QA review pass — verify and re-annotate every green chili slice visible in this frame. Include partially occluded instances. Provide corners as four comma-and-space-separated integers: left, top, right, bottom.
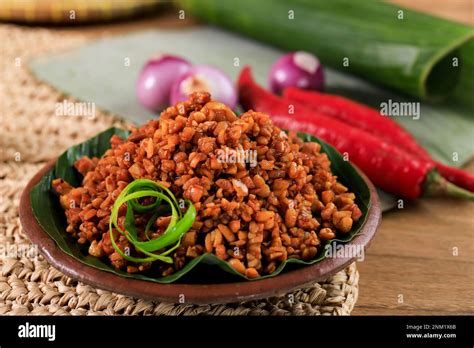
108, 179, 196, 264
128, 181, 161, 213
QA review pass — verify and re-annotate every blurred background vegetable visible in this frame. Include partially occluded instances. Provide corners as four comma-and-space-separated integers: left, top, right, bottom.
136, 55, 191, 111
268, 51, 324, 94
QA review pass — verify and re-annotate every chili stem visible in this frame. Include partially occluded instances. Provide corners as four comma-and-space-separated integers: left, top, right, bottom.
424, 170, 474, 201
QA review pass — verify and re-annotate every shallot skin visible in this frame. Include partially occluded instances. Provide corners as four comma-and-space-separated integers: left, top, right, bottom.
136, 55, 191, 111
170, 65, 237, 109
268, 51, 325, 94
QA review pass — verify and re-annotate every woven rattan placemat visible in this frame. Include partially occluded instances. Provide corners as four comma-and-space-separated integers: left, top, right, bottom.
0, 24, 359, 315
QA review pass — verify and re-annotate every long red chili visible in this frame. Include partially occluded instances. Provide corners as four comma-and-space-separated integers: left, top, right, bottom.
283, 87, 474, 192
238, 67, 474, 201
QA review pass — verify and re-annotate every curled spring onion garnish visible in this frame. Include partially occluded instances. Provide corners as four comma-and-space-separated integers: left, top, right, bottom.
108, 179, 196, 264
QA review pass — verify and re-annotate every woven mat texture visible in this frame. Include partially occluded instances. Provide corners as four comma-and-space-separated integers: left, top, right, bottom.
0, 24, 359, 315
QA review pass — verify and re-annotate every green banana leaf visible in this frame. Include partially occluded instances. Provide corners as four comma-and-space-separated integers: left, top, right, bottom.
30, 128, 371, 283
180, 0, 474, 108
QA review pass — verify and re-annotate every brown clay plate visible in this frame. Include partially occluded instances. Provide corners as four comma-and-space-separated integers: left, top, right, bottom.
20, 158, 380, 305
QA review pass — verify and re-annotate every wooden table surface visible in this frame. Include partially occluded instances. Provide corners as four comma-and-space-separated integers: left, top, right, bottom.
44, 1, 474, 315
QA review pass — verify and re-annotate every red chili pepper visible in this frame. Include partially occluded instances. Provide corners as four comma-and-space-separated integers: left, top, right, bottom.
436, 163, 474, 192
283, 87, 474, 192
238, 66, 474, 201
